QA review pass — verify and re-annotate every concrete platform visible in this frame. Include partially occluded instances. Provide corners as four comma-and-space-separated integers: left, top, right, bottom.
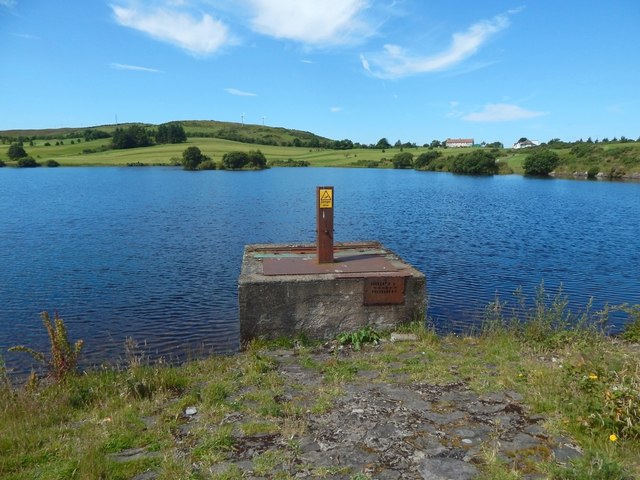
239, 241, 426, 342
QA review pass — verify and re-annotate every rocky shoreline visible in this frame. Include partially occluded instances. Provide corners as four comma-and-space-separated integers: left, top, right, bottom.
126, 343, 584, 479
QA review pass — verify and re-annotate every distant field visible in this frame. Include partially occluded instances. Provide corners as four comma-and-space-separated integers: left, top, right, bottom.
2, 131, 639, 176
1, 136, 462, 167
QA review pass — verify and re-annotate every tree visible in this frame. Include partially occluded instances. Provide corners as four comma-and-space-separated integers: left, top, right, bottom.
8, 144, 27, 160
16, 156, 40, 168
392, 152, 414, 169
450, 150, 499, 175
222, 151, 250, 169
522, 149, 560, 176
375, 138, 391, 149
112, 125, 153, 149
430, 139, 442, 149
414, 151, 442, 170
157, 123, 187, 144
182, 146, 206, 170
247, 150, 267, 169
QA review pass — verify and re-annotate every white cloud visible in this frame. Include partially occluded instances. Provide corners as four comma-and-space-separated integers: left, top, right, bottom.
0, 0, 16, 7
330, 106, 342, 113
225, 88, 257, 97
110, 62, 162, 73
111, 4, 231, 55
362, 12, 512, 79
462, 103, 546, 122
247, 0, 370, 46
359, 54, 371, 73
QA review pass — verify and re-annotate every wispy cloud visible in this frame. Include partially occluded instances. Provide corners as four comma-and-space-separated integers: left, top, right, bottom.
0, 0, 16, 7
225, 88, 257, 97
462, 103, 546, 122
111, 3, 232, 56
361, 11, 513, 79
247, 0, 371, 46
110, 62, 162, 73
11, 32, 39, 40
330, 106, 342, 113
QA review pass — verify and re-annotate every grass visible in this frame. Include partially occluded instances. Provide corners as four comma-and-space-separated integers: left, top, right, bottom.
3, 132, 640, 176
1, 296, 640, 478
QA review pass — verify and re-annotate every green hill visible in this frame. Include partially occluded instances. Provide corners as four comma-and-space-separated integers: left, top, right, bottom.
0, 120, 332, 149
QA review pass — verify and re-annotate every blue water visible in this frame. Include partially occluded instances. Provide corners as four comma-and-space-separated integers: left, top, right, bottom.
1, 167, 639, 374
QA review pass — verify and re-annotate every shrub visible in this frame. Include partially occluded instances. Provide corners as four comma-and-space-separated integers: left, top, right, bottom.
451, 150, 499, 175
414, 150, 442, 170
44, 159, 60, 167
16, 156, 40, 168
247, 150, 267, 169
0, 160, 5, 167
523, 149, 560, 176
196, 159, 217, 170
222, 151, 250, 170
392, 152, 414, 169
620, 305, 640, 342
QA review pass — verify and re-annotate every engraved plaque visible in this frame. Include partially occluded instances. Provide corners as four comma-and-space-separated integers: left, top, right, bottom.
363, 276, 405, 305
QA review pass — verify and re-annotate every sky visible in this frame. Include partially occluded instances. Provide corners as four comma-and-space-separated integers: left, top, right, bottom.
1, 0, 639, 146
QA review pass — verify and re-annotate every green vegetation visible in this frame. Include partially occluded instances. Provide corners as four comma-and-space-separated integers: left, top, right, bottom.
221, 150, 267, 170
181, 145, 210, 171
1, 293, 639, 479
336, 326, 381, 351
9, 311, 84, 381
16, 156, 40, 168
523, 149, 560, 176
1, 121, 639, 177
7, 143, 27, 160
451, 149, 500, 175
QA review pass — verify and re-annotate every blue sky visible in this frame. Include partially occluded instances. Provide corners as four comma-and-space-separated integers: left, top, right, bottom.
1, 0, 638, 146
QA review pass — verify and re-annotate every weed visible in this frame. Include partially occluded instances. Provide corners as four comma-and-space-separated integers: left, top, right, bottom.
9, 311, 83, 381
620, 305, 640, 342
337, 326, 381, 351
0, 351, 12, 394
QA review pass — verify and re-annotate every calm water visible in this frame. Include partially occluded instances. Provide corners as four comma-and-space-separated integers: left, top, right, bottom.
1, 167, 639, 373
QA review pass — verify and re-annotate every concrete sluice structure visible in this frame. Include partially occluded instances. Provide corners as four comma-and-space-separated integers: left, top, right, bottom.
238, 241, 426, 342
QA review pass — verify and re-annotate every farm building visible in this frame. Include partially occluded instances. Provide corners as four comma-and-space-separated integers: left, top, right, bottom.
512, 139, 541, 149
445, 138, 474, 148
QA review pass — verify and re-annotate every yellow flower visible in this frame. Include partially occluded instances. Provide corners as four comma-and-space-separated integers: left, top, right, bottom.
588, 373, 598, 380
609, 434, 618, 442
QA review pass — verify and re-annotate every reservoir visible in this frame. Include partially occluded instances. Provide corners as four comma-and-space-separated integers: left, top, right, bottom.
1, 167, 639, 373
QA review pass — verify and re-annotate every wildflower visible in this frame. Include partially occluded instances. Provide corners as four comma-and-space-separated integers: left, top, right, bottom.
609, 434, 618, 442
588, 373, 598, 380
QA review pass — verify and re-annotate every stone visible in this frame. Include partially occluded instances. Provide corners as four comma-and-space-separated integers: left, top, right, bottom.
420, 458, 478, 480
390, 332, 419, 342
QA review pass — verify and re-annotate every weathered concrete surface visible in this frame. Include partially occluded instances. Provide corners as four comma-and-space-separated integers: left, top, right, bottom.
239, 242, 426, 342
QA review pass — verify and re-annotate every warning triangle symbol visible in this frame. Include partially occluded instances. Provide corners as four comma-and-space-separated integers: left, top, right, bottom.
321, 190, 332, 200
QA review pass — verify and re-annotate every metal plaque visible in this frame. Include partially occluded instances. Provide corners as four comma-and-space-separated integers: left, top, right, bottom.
363, 276, 405, 305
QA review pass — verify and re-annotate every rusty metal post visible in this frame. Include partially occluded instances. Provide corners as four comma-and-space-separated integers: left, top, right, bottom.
316, 186, 334, 263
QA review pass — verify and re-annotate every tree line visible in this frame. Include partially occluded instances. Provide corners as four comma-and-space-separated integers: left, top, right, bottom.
180, 146, 267, 171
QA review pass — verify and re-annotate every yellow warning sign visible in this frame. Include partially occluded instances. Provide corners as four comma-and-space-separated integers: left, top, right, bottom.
319, 188, 333, 209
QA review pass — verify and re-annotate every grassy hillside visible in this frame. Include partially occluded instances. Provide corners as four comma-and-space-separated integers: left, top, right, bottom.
1, 121, 639, 176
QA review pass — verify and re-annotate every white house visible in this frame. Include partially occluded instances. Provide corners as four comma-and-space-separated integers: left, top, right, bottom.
512, 139, 541, 149
445, 138, 474, 148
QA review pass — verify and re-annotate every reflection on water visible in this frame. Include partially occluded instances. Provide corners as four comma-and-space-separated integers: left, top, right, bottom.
1, 167, 639, 374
